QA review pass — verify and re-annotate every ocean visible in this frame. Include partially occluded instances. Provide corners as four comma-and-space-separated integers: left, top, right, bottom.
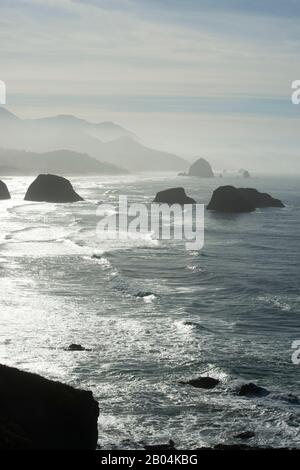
0, 173, 299, 449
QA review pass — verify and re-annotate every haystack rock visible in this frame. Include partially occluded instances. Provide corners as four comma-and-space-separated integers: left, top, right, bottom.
0, 180, 10, 200
207, 186, 284, 213
153, 187, 196, 205
24, 174, 83, 203
0, 364, 99, 449
188, 158, 214, 178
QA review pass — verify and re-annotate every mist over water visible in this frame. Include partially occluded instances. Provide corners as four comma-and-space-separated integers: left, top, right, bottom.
0, 174, 299, 449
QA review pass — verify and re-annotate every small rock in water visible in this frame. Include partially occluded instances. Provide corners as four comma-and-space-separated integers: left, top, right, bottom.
274, 393, 300, 405
153, 187, 196, 205
238, 383, 269, 397
179, 376, 219, 389
135, 291, 154, 298
234, 431, 256, 440
65, 344, 91, 352
285, 394, 300, 405
144, 440, 176, 451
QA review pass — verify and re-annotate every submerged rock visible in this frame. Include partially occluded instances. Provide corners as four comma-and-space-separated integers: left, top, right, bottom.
0, 180, 10, 200
207, 186, 284, 213
0, 364, 99, 449
281, 394, 300, 405
24, 174, 84, 203
199, 444, 296, 450
234, 431, 256, 440
153, 187, 196, 204
238, 382, 270, 398
212, 444, 263, 450
135, 291, 155, 298
64, 344, 91, 352
144, 440, 176, 451
179, 376, 219, 389
188, 158, 214, 178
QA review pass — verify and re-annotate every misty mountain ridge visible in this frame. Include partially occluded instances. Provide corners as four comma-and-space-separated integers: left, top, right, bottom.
28, 114, 137, 142
0, 148, 128, 176
0, 107, 187, 172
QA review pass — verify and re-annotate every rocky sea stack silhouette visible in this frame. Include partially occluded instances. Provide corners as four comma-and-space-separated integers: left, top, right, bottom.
0, 364, 99, 449
24, 174, 84, 203
188, 157, 214, 178
238, 188, 284, 208
153, 187, 196, 204
207, 186, 284, 213
0, 180, 10, 200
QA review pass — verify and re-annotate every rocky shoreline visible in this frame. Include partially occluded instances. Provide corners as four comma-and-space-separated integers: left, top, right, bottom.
0, 364, 298, 450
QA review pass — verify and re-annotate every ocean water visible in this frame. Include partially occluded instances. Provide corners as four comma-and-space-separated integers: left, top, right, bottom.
0, 173, 299, 449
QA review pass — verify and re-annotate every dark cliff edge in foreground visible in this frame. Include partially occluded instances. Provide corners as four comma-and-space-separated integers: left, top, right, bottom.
0, 364, 99, 449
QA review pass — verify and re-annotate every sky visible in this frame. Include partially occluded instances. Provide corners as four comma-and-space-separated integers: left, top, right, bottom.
1, 0, 300, 171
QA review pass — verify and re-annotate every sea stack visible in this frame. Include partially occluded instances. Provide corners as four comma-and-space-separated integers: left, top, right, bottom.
0, 364, 99, 449
207, 186, 284, 213
0, 180, 11, 200
153, 187, 196, 204
24, 174, 83, 203
239, 169, 251, 178
238, 188, 284, 208
188, 158, 214, 178
207, 186, 255, 213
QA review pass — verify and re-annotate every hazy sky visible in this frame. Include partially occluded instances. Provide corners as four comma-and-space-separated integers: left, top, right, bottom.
1, 0, 300, 170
